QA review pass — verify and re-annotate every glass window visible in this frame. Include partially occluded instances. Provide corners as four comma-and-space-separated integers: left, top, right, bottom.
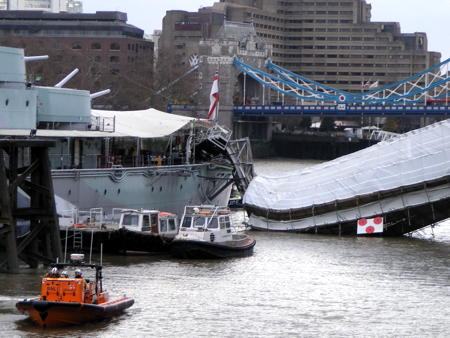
219, 217, 226, 229
72, 43, 82, 50
207, 218, 218, 229
160, 219, 168, 233
193, 217, 205, 228
168, 218, 176, 231
142, 215, 151, 231
91, 42, 101, 50
110, 43, 121, 51
224, 217, 231, 229
122, 214, 139, 227
182, 216, 192, 228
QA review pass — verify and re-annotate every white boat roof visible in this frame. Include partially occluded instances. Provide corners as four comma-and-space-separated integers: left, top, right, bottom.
244, 119, 450, 211
0, 108, 206, 139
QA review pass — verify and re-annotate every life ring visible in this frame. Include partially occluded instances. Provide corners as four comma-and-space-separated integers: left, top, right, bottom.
197, 211, 211, 215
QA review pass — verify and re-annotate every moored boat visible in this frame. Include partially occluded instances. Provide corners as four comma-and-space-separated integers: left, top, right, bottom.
60, 208, 179, 253
16, 254, 134, 327
170, 205, 256, 259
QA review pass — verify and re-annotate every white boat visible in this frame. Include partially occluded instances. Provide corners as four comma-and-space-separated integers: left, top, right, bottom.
170, 205, 256, 258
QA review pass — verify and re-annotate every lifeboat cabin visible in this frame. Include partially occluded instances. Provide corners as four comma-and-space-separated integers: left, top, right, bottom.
16, 254, 134, 327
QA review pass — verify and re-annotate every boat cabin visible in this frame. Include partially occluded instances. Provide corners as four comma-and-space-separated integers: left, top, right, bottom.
118, 209, 178, 236
177, 205, 233, 242
40, 254, 108, 305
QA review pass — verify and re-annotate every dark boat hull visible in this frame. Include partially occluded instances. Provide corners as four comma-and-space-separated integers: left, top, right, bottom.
61, 228, 173, 253
170, 237, 256, 259
16, 298, 134, 328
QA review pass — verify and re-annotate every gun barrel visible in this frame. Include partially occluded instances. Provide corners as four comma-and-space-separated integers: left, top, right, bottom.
24, 55, 49, 62
90, 89, 111, 99
54, 68, 79, 88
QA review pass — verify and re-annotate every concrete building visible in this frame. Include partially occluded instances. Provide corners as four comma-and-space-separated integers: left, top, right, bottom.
160, 0, 440, 95
219, 0, 440, 92
0, 10, 153, 110
0, 0, 82, 13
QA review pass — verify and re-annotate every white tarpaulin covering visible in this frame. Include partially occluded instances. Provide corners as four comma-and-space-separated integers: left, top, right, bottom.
91, 108, 200, 138
0, 108, 201, 138
244, 119, 450, 213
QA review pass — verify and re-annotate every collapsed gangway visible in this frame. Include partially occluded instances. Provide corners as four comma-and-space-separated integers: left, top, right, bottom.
244, 119, 450, 236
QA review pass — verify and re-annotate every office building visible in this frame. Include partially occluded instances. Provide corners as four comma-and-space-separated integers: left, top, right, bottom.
0, 11, 153, 109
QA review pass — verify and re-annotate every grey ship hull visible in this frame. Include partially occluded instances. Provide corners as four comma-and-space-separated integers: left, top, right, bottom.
52, 163, 233, 217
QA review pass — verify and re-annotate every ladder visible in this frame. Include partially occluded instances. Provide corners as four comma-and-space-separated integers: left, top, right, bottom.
72, 230, 83, 250
226, 138, 255, 194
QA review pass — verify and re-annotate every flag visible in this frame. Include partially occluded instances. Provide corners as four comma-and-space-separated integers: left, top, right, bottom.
369, 81, 379, 89
357, 217, 384, 235
208, 71, 219, 120
361, 81, 370, 89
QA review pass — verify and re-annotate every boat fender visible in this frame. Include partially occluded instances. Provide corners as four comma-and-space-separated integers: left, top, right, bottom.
73, 223, 87, 228
210, 233, 215, 242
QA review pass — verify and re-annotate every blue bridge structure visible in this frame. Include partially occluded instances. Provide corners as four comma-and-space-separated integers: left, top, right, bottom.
233, 57, 450, 117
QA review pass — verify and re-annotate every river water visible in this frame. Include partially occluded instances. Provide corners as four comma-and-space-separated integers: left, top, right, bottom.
1, 159, 449, 337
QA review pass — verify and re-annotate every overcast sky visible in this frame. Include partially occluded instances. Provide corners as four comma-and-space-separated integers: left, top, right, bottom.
83, 0, 450, 61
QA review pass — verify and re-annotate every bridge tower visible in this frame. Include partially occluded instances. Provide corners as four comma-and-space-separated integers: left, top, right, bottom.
0, 139, 61, 273
194, 21, 273, 140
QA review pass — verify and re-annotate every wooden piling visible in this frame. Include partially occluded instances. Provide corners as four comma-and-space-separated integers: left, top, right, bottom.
0, 139, 61, 273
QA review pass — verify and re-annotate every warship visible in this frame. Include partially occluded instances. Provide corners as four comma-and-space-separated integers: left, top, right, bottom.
0, 46, 253, 222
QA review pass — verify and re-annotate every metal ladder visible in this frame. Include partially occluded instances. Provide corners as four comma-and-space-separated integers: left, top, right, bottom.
226, 138, 255, 194
72, 230, 83, 250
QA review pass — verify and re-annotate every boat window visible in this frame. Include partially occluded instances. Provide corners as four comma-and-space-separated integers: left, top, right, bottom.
182, 216, 192, 228
168, 218, 177, 231
219, 217, 226, 229
122, 214, 139, 227
151, 214, 158, 228
142, 215, 151, 231
160, 219, 168, 232
224, 216, 231, 229
193, 216, 205, 228
207, 217, 219, 229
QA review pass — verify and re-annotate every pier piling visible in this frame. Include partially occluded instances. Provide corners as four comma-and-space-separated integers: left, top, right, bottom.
0, 139, 61, 273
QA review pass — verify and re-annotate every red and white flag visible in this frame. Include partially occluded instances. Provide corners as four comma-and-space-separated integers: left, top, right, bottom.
357, 217, 384, 235
208, 71, 219, 120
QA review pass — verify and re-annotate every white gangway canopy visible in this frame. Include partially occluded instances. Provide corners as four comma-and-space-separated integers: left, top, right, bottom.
244, 119, 450, 212
0, 108, 204, 138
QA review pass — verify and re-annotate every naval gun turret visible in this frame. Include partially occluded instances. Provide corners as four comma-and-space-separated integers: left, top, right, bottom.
0, 46, 109, 130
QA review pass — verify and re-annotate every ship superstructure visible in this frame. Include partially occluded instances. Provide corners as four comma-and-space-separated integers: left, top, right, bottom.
0, 46, 254, 219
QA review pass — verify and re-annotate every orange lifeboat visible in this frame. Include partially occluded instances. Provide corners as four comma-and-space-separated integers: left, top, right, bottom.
16, 254, 134, 328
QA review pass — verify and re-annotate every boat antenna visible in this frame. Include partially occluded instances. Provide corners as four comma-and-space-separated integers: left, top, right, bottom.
100, 243, 103, 266
54, 68, 79, 88
89, 228, 94, 264
64, 226, 68, 263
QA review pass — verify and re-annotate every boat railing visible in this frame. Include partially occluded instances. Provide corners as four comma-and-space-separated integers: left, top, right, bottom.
90, 115, 115, 132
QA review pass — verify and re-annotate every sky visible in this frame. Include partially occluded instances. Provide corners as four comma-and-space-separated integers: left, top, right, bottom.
83, 0, 450, 61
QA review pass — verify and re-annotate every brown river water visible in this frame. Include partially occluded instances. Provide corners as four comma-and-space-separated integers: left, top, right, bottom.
0, 159, 449, 337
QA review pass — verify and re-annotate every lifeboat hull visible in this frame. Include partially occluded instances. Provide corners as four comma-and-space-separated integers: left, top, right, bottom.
16, 298, 134, 328
170, 236, 256, 259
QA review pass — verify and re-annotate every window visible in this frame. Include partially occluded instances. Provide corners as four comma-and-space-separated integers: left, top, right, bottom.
72, 43, 82, 50
168, 219, 177, 231
142, 215, 151, 232
110, 43, 120, 51
122, 214, 139, 227
160, 219, 168, 233
91, 42, 101, 50
110, 56, 120, 63
207, 218, 219, 229
193, 217, 205, 229
182, 216, 192, 228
